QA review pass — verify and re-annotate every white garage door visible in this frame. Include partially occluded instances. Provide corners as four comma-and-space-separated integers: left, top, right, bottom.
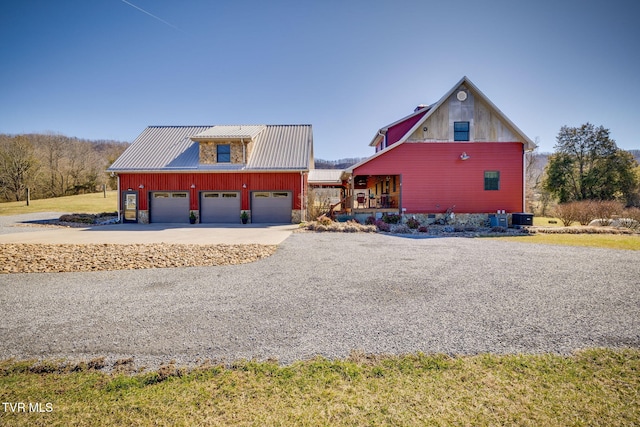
200, 192, 241, 223
251, 191, 292, 223
150, 192, 189, 223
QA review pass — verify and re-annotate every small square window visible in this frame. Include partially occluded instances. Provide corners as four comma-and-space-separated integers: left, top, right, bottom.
217, 144, 231, 163
454, 122, 470, 141
484, 171, 500, 191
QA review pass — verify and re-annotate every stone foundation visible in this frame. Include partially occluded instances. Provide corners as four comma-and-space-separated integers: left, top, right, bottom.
138, 210, 149, 224
405, 213, 493, 227
291, 210, 302, 224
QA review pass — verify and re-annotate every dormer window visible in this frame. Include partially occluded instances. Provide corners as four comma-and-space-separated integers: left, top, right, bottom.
454, 122, 470, 141
217, 144, 231, 162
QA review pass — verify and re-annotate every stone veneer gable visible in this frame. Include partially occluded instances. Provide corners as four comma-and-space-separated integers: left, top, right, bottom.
199, 141, 246, 164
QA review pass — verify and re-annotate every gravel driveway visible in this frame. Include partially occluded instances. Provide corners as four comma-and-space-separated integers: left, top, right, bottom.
0, 232, 638, 369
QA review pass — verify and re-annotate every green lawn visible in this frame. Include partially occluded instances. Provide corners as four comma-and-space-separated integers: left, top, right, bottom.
0, 192, 117, 216
1, 349, 637, 426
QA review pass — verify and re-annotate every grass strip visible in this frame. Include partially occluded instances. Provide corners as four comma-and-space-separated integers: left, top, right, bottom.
492, 233, 640, 250
1, 348, 638, 426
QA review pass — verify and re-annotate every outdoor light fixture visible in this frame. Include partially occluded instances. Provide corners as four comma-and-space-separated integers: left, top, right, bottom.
191, 184, 196, 188
242, 183, 247, 188
138, 184, 144, 189
460, 152, 470, 161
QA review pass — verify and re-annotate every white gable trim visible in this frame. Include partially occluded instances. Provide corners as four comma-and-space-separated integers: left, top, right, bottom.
400, 76, 536, 151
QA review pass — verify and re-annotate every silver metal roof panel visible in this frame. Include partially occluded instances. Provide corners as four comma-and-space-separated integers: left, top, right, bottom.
192, 125, 266, 140
308, 169, 344, 184
108, 126, 209, 171
108, 124, 313, 172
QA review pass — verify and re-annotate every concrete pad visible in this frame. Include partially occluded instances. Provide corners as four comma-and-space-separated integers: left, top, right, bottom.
0, 223, 297, 245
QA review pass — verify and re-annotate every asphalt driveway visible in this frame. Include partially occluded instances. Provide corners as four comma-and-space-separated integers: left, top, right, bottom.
0, 232, 638, 368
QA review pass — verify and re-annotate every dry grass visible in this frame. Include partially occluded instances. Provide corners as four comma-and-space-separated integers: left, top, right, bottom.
0, 191, 117, 216
1, 349, 638, 426
534, 216, 571, 226
495, 233, 640, 250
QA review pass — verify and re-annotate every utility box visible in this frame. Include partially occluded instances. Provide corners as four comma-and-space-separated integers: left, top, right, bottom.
512, 213, 534, 226
489, 214, 508, 227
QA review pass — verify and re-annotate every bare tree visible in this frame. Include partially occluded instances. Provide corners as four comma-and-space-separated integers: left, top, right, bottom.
0, 135, 40, 201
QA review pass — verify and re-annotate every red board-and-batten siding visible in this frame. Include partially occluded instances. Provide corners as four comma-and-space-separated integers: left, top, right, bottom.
376, 110, 428, 152
354, 142, 524, 214
119, 172, 304, 211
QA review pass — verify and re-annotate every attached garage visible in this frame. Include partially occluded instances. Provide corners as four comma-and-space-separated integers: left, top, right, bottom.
109, 125, 313, 224
251, 191, 292, 223
150, 192, 189, 223
200, 192, 241, 223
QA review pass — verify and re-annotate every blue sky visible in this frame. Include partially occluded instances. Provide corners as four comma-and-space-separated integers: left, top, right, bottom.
1, 0, 638, 159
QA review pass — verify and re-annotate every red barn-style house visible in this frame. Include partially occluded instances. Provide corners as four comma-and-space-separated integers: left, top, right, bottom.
108, 125, 313, 224
341, 76, 536, 223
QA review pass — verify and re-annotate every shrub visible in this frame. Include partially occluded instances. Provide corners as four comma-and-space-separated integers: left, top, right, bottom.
591, 200, 624, 226
365, 216, 376, 225
381, 213, 401, 224
392, 224, 411, 234
316, 214, 333, 226
555, 200, 625, 226
59, 213, 99, 224
375, 220, 390, 232
406, 217, 420, 229
418, 226, 429, 233
620, 207, 640, 231
553, 202, 581, 226
314, 224, 328, 232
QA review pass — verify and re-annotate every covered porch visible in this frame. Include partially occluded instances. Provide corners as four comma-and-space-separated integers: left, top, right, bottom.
342, 174, 401, 215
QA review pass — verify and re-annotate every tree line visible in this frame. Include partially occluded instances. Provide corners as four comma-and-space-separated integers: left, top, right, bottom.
315, 157, 366, 169
0, 133, 129, 202
527, 123, 640, 215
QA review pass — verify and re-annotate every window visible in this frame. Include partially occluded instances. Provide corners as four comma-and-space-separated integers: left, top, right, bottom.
484, 171, 500, 191
217, 144, 231, 162
454, 121, 470, 141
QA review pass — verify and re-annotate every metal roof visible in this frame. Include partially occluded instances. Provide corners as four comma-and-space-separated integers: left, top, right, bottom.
308, 169, 345, 184
108, 125, 313, 172
192, 125, 266, 140
247, 125, 313, 170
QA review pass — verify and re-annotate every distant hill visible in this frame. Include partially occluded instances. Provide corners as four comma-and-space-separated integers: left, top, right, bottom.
315, 157, 367, 169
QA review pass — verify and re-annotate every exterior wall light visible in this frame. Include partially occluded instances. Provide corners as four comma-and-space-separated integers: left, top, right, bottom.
191, 184, 196, 188
460, 152, 470, 161
138, 184, 144, 189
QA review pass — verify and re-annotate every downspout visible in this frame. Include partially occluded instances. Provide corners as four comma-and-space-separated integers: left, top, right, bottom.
300, 171, 305, 222
522, 147, 527, 213
116, 174, 121, 223
242, 138, 246, 164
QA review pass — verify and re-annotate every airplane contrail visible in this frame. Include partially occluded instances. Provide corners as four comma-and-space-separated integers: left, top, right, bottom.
120, 0, 182, 32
